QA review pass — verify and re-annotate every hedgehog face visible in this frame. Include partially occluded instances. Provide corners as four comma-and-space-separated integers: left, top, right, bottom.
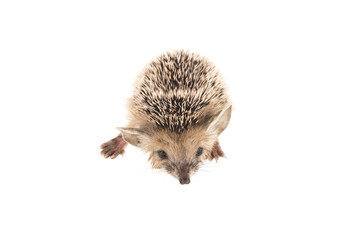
156, 146, 205, 184
118, 105, 232, 184
149, 129, 215, 184
119, 126, 218, 184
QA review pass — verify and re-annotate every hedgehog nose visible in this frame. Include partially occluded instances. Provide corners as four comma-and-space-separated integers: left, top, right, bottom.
179, 177, 190, 185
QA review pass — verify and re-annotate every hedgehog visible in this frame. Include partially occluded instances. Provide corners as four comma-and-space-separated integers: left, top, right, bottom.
100, 50, 232, 184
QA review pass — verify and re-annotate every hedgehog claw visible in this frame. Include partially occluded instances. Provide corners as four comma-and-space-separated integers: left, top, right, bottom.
209, 141, 225, 161
100, 134, 128, 159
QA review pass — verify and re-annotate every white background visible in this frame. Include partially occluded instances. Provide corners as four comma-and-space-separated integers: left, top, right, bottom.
1, 0, 344, 239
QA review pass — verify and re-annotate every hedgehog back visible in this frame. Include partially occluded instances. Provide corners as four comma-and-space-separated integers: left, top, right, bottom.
130, 51, 228, 133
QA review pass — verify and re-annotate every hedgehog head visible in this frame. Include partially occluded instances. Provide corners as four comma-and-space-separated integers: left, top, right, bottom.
118, 105, 232, 184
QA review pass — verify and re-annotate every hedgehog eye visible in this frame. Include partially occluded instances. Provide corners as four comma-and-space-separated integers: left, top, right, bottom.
196, 147, 203, 157
158, 150, 168, 159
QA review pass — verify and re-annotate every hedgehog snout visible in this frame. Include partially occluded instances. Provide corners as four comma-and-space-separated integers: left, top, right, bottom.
179, 176, 190, 185
178, 168, 191, 184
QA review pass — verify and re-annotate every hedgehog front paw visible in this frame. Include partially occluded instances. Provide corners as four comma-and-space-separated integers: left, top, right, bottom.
208, 141, 225, 161
100, 134, 128, 159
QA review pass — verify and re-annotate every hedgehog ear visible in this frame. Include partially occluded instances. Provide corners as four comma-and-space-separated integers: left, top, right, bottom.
206, 105, 232, 135
117, 127, 151, 148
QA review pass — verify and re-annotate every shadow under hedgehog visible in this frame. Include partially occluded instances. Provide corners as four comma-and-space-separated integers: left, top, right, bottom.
100, 50, 232, 184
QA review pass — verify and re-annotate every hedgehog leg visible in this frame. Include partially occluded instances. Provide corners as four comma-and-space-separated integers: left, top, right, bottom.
209, 140, 225, 161
100, 134, 128, 159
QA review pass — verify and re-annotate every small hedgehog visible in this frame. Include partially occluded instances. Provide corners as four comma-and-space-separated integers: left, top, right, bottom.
100, 50, 232, 184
